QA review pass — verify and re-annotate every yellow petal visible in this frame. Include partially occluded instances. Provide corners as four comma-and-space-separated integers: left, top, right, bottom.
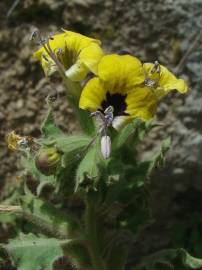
79, 42, 104, 75
33, 33, 66, 60
33, 33, 67, 76
65, 62, 88, 81
79, 77, 107, 111
126, 86, 157, 121
41, 54, 58, 76
98, 54, 145, 94
144, 63, 188, 98
63, 30, 101, 54
33, 31, 103, 80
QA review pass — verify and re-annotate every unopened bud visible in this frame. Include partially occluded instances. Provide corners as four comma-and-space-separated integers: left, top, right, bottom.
35, 147, 61, 176
101, 135, 111, 159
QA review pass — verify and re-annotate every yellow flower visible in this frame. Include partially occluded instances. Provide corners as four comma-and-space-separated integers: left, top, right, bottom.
79, 54, 157, 130
33, 30, 104, 81
143, 62, 188, 98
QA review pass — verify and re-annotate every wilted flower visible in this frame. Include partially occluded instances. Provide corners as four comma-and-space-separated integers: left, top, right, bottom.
79, 54, 188, 130
6, 131, 22, 151
6, 131, 33, 151
33, 30, 104, 81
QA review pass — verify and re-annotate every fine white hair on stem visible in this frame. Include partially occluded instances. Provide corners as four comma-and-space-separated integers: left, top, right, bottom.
7, 0, 21, 18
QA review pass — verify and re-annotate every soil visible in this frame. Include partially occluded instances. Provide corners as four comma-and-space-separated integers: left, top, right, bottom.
0, 0, 202, 269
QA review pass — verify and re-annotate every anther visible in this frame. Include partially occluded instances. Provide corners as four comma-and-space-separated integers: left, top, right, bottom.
30, 30, 39, 41
151, 60, 160, 74
144, 78, 156, 88
42, 54, 49, 62
56, 48, 63, 55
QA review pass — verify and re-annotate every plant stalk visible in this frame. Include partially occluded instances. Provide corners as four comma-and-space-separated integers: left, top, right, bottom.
85, 196, 106, 270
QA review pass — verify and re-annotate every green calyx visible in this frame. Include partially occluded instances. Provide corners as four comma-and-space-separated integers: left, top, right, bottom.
35, 147, 61, 176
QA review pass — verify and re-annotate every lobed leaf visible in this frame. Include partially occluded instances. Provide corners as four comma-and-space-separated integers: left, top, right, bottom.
55, 134, 91, 153
2, 233, 63, 270
20, 194, 80, 238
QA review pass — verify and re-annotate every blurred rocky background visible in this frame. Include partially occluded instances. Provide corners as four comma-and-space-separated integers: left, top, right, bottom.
0, 0, 202, 268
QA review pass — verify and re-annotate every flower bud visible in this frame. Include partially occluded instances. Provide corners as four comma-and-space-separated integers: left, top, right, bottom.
35, 147, 61, 176
101, 135, 111, 159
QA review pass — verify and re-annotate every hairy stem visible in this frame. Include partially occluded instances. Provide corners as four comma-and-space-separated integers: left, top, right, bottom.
85, 196, 106, 270
0, 204, 76, 239
0, 205, 21, 213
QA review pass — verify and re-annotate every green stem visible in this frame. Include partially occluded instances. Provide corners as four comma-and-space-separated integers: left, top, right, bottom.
67, 91, 95, 136
85, 196, 106, 270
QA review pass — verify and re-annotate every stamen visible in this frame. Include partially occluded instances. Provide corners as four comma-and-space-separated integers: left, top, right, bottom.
104, 105, 114, 115
30, 30, 39, 41
151, 60, 160, 74
42, 54, 49, 62
104, 106, 114, 127
56, 48, 63, 55
144, 78, 156, 88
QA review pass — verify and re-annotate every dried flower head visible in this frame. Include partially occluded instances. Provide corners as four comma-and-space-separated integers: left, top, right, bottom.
6, 131, 33, 151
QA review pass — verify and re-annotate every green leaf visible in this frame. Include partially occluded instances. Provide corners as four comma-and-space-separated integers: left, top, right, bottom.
63, 242, 92, 270
0, 213, 17, 225
20, 194, 80, 238
76, 141, 101, 190
183, 250, 202, 268
113, 119, 142, 149
134, 248, 202, 270
161, 136, 171, 155
2, 233, 63, 270
106, 241, 130, 270
41, 106, 62, 138
146, 136, 171, 176
67, 93, 95, 136
135, 121, 153, 142
113, 119, 154, 151
55, 134, 91, 153
75, 107, 95, 136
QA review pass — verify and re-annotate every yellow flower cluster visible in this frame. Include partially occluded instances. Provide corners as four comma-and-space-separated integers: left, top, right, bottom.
33, 30, 188, 130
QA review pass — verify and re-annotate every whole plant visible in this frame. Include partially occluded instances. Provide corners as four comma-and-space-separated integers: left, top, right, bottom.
1, 29, 201, 270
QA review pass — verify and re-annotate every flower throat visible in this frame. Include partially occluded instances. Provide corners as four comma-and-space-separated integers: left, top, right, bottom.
101, 92, 128, 117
